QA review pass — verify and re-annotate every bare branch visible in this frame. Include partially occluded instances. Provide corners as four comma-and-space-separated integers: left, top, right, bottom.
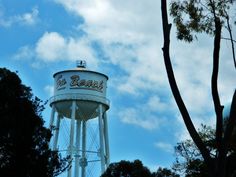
225, 14, 236, 68
221, 37, 236, 43
211, 17, 226, 177
211, 17, 223, 150
161, 0, 214, 176
223, 90, 236, 155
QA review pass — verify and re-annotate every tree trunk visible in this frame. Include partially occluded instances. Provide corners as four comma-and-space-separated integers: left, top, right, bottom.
160, 0, 214, 176
210, 17, 229, 177
212, 18, 223, 153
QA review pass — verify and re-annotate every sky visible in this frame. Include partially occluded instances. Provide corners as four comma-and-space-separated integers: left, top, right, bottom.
0, 0, 235, 175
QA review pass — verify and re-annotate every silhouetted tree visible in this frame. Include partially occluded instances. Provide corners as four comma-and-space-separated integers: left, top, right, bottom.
154, 167, 180, 177
101, 160, 153, 177
101, 160, 180, 177
173, 125, 214, 177
0, 68, 68, 177
173, 125, 236, 177
161, 0, 236, 177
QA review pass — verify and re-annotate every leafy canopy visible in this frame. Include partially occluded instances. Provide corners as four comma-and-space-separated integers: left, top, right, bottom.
173, 124, 236, 177
170, 0, 236, 42
101, 160, 153, 177
101, 159, 179, 177
0, 68, 68, 177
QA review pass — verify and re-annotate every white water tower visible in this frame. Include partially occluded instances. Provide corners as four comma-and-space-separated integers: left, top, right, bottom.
49, 61, 110, 177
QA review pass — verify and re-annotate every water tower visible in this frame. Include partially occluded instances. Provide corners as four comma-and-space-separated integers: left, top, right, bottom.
49, 61, 110, 177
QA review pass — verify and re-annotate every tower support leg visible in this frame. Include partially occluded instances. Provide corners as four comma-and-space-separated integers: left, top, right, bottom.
68, 101, 76, 177
103, 112, 110, 167
53, 114, 62, 151
49, 104, 55, 131
81, 120, 87, 177
98, 104, 106, 173
74, 119, 81, 177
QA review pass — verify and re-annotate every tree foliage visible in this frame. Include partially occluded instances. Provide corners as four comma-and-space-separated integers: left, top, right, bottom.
101, 160, 153, 177
101, 124, 236, 177
173, 125, 236, 177
154, 167, 180, 177
101, 160, 179, 177
173, 125, 215, 177
161, 0, 236, 176
170, 0, 236, 42
0, 68, 68, 177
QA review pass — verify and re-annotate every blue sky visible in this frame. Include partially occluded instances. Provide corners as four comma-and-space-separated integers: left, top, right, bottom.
0, 0, 235, 175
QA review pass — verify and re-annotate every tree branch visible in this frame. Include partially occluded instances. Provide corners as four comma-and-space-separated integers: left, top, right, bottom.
161, 0, 214, 176
225, 14, 236, 69
221, 37, 236, 43
211, 17, 225, 177
223, 90, 236, 155
211, 17, 223, 153
216, 91, 236, 177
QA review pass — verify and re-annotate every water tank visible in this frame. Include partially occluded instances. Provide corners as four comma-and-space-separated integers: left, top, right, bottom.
50, 62, 109, 120
49, 61, 110, 177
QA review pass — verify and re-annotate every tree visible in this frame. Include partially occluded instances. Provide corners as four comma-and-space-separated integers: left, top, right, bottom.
161, 0, 236, 177
173, 125, 215, 177
101, 160, 179, 177
0, 68, 68, 177
101, 160, 153, 177
173, 125, 236, 177
154, 167, 180, 177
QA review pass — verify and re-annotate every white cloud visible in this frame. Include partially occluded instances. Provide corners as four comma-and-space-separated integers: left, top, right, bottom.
36, 32, 66, 61
101, 41, 169, 97
13, 46, 35, 60
0, 7, 39, 27
12, 45, 43, 69
18, 7, 39, 26
66, 37, 98, 65
117, 95, 173, 130
174, 112, 216, 142
50, 0, 235, 135
54, 0, 159, 44
154, 142, 173, 153
218, 41, 236, 105
119, 108, 162, 130
54, 0, 163, 91
13, 31, 99, 68
35, 32, 98, 67
147, 96, 170, 113
44, 85, 54, 97
13, 0, 235, 135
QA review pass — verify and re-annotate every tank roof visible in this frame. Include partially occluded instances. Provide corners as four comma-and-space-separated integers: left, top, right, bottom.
53, 68, 109, 80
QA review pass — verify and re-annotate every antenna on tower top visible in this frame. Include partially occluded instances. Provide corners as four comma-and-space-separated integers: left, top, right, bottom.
76, 60, 86, 68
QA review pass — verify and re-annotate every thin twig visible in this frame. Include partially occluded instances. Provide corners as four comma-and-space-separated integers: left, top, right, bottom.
221, 37, 236, 43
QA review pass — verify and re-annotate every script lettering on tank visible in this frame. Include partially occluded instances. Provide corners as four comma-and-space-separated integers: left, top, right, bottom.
70, 75, 104, 92
56, 75, 67, 90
